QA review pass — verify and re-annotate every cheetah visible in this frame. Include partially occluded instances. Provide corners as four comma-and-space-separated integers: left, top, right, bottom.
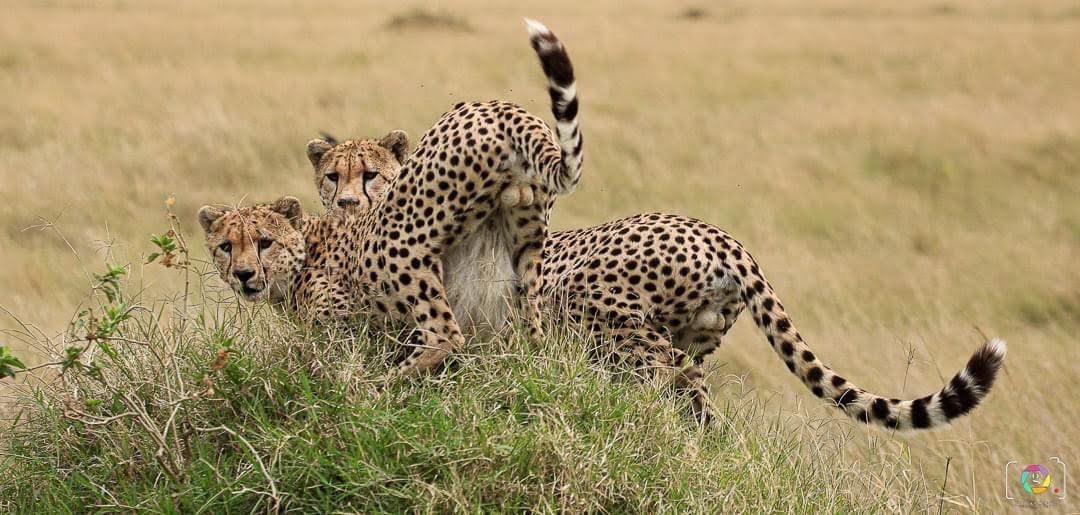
538, 213, 1006, 429
198, 19, 581, 377
311, 168, 1006, 427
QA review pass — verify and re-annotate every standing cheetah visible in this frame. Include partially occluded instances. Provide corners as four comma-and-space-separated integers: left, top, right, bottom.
198, 19, 581, 377
310, 168, 1005, 428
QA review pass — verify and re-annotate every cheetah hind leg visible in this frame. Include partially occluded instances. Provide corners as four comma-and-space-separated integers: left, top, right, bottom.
607, 326, 714, 426
502, 200, 550, 343
388, 268, 467, 379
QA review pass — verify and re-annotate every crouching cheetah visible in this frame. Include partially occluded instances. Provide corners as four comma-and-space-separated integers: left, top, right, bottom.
198, 19, 581, 377
313, 167, 1005, 428
540, 213, 1006, 429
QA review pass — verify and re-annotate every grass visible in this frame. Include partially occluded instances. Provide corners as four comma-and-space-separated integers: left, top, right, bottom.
1, 0, 1078, 511
0, 259, 928, 512
385, 9, 475, 33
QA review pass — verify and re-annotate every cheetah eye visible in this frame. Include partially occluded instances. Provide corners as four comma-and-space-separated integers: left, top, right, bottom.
218, 242, 232, 253
363, 171, 379, 182
258, 238, 273, 251
325, 172, 339, 183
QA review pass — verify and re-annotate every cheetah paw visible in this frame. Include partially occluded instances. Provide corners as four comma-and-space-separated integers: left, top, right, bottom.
500, 182, 536, 208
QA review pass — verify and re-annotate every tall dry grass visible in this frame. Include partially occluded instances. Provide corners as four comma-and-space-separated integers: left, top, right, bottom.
1, 0, 1077, 511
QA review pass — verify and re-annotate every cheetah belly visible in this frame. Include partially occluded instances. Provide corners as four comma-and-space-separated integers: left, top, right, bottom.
441, 216, 516, 338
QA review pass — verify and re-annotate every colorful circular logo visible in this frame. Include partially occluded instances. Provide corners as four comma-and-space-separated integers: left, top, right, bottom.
1020, 464, 1052, 495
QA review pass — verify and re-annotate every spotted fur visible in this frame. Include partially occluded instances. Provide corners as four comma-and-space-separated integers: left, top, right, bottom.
199, 19, 581, 377
542, 213, 1006, 430
312, 165, 1006, 427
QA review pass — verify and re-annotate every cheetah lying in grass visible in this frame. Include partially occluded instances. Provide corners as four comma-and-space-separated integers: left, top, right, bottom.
199, 19, 581, 377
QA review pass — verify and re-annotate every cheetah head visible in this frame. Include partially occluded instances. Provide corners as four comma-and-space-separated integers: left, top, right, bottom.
197, 196, 307, 304
305, 130, 409, 214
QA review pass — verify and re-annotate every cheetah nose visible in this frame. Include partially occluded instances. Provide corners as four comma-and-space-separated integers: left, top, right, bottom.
337, 196, 360, 209
233, 268, 255, 283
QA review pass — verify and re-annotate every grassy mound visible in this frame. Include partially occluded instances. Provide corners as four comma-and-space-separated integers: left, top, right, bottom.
0, 258, 922, 512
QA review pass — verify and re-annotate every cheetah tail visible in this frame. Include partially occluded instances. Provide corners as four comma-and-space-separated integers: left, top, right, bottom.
524, 18, 582, 196
740, 277, 1006, 432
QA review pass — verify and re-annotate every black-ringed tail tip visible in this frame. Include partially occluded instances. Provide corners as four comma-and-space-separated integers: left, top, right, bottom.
733, 257, 1008, 432
834, 338, 1007, 432
522, 17, 582, 196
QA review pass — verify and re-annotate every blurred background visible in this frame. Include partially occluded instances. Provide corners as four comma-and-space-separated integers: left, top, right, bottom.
1, 0, 1077, 510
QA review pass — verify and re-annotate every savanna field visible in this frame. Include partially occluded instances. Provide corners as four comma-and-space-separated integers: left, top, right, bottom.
1, 0, 1078, 512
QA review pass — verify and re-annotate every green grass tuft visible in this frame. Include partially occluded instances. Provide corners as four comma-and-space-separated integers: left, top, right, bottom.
862, 144, 970, 197
1012, 290, 1080, 329
384, 9, 474, 33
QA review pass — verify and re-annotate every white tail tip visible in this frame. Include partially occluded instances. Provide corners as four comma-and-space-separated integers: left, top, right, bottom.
986, 337, 1007, 357
523, 17, 551, 37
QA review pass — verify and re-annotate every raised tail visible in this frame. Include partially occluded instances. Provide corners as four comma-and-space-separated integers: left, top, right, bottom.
524, 18, 582, 195
734, 253, 1006, 431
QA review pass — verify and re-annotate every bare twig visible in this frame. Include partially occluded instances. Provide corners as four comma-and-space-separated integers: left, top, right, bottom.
196, 425, 281, 513
938, 456, 952, 515
62, 409, 138, 426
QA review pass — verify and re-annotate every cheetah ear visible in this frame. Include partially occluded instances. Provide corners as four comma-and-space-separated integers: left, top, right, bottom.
306, 138, 334, 168
197, 205, 229, 233
378, 130, 410, 163
270, 196, 304, 230
318, 132, 339, 146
